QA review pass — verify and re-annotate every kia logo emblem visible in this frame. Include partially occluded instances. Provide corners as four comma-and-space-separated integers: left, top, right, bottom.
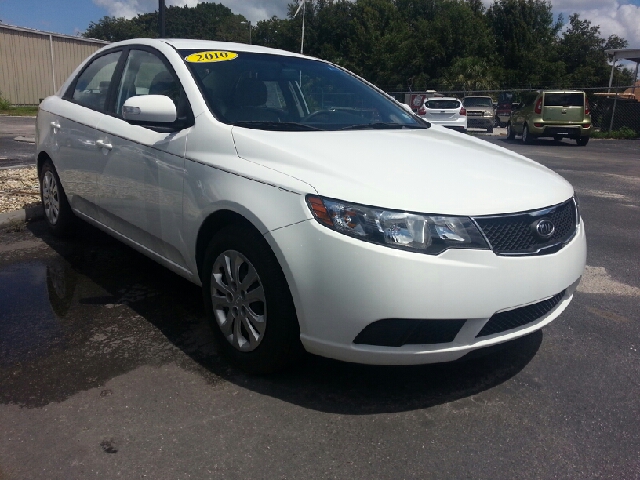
532, 219, 555, 239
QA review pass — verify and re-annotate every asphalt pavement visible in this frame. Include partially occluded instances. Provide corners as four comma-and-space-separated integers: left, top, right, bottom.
0, 119, 639, 479
0, 116, 36, 168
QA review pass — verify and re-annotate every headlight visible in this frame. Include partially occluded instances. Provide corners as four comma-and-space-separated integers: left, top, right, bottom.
307, 195, 489, 255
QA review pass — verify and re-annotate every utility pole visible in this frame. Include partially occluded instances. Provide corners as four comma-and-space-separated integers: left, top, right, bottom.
159, 0, 166, 38
300, 1, 305, 54
242, 20, 252, 44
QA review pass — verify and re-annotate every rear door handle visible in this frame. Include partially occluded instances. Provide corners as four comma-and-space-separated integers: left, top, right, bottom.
50, 121, 60, 129
96, 139, 113, 150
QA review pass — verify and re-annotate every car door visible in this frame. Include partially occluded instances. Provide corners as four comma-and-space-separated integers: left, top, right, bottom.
94, 47, 193, 269
48, 50, 123, 215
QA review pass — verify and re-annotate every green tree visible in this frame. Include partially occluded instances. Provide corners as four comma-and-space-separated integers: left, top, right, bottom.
558, 14, 632, 87
441, 56, 499, 92
84, 2, 250, 43
487, 0, 563, 87
84, 16, 152, 41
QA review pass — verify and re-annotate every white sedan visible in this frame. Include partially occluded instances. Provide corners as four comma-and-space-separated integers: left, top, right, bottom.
36, 39, 586, 373
418, 97, 467, 132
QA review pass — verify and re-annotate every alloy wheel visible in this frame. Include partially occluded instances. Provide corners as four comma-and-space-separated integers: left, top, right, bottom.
210, 249, 267, 352
42, 171, 60, 226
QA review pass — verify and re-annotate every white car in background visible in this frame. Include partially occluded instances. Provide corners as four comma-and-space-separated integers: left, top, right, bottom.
36, 38, 586, 373
418, 97, 467, 132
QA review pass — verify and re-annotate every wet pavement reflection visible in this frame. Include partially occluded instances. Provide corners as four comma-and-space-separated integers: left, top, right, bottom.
0, 220, 540, 414
0, 221, 220, 408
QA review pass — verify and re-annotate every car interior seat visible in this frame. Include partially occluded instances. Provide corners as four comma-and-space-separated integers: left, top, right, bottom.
226, 78, 280, 123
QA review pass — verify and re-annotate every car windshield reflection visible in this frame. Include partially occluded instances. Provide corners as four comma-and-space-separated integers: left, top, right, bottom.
181, 50, 425, 131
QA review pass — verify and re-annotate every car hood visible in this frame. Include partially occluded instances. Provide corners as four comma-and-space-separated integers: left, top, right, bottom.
231, 125, 574, 216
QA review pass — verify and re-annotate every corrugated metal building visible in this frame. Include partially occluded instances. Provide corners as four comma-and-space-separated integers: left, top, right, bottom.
0, 24, 109, 105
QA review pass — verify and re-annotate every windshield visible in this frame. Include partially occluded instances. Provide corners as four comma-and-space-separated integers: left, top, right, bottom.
463, 97, 493, 107
425, 99, 460, 109
180, 50, 425, 131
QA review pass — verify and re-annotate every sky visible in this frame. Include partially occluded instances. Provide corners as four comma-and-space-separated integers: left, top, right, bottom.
0, 0, 639, 48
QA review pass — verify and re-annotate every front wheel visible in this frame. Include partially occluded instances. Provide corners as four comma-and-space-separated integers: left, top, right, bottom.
576, 136, 589, 146
39, 159, 75, 236
202, 224, 302, 374
506, 122, 515, 140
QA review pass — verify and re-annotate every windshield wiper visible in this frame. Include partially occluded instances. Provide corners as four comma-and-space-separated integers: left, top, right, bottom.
339, 122, 428, 131
233, 121, 322, 131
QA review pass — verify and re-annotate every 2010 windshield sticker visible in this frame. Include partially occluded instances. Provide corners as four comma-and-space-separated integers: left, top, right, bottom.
185, 51, 238, 63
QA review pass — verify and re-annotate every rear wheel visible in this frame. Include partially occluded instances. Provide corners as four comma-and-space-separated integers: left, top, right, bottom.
522, 124, 533, 144
39, 159, 75, 236
506, 122, 515, 140
576, 136, 589, 146
202, 224, 302, 374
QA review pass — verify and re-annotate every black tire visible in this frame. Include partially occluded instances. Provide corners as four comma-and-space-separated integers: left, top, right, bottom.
39, 159, 75, 236
201, 224, 302, 374
522, 124, 533, 144
506, 122, 515, 140
576, 136, 589, 146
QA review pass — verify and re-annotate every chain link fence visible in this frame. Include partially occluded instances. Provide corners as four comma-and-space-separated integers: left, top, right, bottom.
388, 85, 640, 135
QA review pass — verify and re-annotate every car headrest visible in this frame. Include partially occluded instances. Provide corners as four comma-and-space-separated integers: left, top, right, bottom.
149, 71, 176, 97
233, 78, 267, 107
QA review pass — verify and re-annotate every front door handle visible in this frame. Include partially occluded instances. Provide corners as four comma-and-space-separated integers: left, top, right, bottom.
50, 121, 61, 129
96, 139, 113, 150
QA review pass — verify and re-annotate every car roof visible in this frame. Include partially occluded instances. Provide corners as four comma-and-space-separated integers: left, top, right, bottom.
425, 97, 460, 102
111, 38, 308, 59
541, 90, 584, 94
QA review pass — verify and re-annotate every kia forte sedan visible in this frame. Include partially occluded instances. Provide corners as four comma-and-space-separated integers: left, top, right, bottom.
36, 39, 586, 373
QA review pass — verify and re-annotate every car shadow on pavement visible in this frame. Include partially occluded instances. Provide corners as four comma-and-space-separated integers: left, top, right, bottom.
6, 220, 540, 413
498, 137, 581, 147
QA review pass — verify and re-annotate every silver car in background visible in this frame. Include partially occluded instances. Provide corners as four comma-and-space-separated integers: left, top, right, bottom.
417, 97, 467, 132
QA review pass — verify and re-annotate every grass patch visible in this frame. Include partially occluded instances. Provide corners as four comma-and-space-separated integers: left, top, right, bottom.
0, 106, 38, 116
0, 92, 38, 116
592, 126, 639, 139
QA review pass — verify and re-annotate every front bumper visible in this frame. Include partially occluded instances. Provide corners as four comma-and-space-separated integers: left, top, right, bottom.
467, 116, 493, 128
266, 217, 586, 365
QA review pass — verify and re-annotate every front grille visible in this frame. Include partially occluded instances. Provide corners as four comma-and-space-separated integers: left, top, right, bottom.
473, 199, 576, 255
353, 318, 466, 347
467, 111, 483, 116
476, 290, 565, 337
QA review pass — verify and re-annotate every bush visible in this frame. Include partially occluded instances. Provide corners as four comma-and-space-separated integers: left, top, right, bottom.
0, 92, 11, 110
592, 126, 639, 139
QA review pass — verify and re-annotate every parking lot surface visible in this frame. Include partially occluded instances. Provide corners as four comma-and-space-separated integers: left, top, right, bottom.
1, 119, 639, 479
0, 116, 35, 169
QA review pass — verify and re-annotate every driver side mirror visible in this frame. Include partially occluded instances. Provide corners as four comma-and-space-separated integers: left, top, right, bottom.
122, 95, 177, 124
